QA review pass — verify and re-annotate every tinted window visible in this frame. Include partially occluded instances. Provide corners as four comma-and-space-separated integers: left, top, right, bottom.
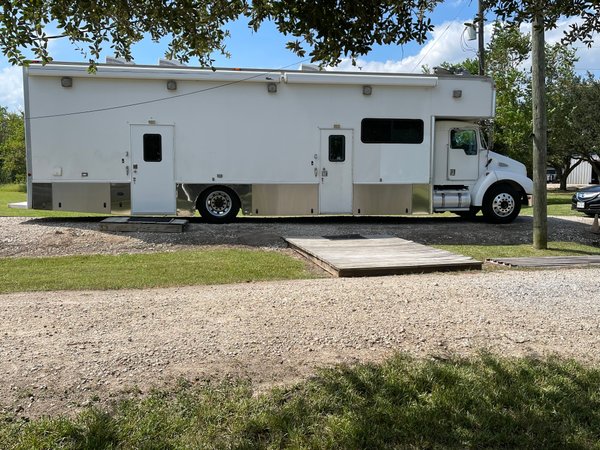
329, 135, 345, 162
450, 129, 477, 155
361, 119, 424, 144
143, 134, 162, 162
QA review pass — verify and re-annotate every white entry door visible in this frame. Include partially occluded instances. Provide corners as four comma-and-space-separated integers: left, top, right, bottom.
130, 125, 176, 215
319, 129, 353, 214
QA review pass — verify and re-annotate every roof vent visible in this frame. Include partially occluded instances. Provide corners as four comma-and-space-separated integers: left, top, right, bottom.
159, 59, 187, 67
300, 63, 320, 72
106, 57, 134, 65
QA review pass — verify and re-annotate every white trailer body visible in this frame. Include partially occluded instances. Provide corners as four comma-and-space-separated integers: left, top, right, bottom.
23, 62, 533, 223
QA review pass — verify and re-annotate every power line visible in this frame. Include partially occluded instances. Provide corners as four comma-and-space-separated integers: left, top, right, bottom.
27, 58, 311, 120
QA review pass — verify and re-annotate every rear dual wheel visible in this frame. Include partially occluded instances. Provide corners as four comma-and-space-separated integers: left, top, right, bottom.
197, 186, 240, 223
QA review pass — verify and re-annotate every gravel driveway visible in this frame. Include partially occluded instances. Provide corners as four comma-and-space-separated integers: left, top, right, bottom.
1, 269, 599, 419
0, 214, 598, 257
0, 214, 599, 418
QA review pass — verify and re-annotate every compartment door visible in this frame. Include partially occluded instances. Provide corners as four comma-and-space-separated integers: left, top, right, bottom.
130, 125, 176, 214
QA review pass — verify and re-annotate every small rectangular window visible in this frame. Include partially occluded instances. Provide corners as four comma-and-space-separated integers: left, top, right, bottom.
329, 135, 345, 162
361, 118, 424, 144
143, 134, 162, 162
450, 129, 478, 155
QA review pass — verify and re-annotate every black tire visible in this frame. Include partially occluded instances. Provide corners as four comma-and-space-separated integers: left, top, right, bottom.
197, 186, 240, 223
482, 184, 521, 224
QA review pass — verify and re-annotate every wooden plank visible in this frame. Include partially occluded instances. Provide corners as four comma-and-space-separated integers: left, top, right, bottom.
488, 256, 600, 268
286, 235, 482, 277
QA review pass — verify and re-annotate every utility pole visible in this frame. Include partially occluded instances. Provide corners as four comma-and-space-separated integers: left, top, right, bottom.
531, 7, 548, 249
477, 0, 485, 75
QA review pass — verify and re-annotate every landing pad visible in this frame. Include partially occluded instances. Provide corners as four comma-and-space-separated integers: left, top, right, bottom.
285, 234, 482, 277
99, 217, 188, 233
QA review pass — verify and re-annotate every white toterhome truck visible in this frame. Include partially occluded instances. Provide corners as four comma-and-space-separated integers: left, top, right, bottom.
23, 61, 533, 223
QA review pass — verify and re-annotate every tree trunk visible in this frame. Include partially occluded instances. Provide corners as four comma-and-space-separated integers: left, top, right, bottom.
531, 10, 547, 249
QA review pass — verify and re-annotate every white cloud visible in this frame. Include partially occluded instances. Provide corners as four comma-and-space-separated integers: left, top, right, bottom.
0, 65, 24, 112
332, 21, 482, 74
331, 18, 600, 76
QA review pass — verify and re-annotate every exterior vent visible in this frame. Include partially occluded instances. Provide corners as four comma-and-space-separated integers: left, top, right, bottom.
300, 63, 320, 72
159, 59, 187, 67
105, 57, 134, 65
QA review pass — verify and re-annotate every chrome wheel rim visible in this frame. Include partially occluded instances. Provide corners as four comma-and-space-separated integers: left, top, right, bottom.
492, 192, 515, 217
205, 191, 232, 216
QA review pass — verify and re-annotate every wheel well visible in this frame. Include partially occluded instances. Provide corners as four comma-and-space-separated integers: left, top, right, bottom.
485, 181, 528, 205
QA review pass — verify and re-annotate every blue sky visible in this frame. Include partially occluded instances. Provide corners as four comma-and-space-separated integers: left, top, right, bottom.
1, 0, 599, 111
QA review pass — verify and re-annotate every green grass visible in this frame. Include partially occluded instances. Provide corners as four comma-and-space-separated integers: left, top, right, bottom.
521, 190, 578, 216
0, 249, 314, 294
436, 241, 600, 261
3, 354, 600, 449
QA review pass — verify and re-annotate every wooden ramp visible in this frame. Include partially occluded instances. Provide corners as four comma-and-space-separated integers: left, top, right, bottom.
100, 217, 188, 233
487, 256, 600, 268
285, 234, 482, 277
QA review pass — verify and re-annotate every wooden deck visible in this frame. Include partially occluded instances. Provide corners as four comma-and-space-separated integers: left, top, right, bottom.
99, 217, 188, 233
285, 234, 482, 277
487, 256, 600, 268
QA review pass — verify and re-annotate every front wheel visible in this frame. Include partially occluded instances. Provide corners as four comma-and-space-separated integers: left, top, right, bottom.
482, 184, 521, 224
197, 186, 240, 223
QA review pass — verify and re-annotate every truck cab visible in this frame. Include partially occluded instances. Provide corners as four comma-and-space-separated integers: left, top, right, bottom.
433, 120, 532, 223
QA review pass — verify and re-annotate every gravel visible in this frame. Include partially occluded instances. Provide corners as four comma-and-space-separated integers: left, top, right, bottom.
0, 214, 599, 418
0, 214, 598, 257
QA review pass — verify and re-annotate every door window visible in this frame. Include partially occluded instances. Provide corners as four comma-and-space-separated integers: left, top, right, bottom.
329, 135, 346, 162
450, 129, 477, 155
143, 134, 162, 162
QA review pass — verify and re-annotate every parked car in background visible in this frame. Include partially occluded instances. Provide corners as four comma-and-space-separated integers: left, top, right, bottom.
572, 185, 600, 216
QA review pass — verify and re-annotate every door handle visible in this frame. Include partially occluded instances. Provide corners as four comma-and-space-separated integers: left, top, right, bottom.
321, 168, 328, 177
314, 167, 318, 177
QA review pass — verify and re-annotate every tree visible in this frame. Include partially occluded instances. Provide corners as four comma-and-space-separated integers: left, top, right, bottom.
484, 23, 531, 170
0, 107, 26, 184
570, 75, 600, 182
545, 44, 580, 190
490, 0, 599, 249
0, 1, 439, 68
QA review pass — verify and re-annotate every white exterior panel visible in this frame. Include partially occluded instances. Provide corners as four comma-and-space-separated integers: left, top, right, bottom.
25, 63, 508, 217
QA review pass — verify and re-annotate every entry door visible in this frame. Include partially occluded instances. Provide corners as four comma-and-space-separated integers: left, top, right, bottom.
130, 125, 176, 214
319, 129, 353, 213
447, 127, 479, 181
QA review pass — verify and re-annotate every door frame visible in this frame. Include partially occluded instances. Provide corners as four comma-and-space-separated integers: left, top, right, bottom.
318, 128, 354, 214
130, 124, 176, 215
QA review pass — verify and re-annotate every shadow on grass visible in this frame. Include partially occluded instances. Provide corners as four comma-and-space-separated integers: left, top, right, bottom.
4, 354, 600, 449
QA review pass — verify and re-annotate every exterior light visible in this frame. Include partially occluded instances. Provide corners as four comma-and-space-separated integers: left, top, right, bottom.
453, 89, 463, 98
61, 77, 73, 88
362, 85, 372, 96
166, 80, 177, 91
267, 82, 277, 93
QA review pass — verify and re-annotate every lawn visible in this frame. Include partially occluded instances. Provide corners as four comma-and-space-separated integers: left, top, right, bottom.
0, 249, 315, 294
520, 190, 578, 216
2, 353, 600, 449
